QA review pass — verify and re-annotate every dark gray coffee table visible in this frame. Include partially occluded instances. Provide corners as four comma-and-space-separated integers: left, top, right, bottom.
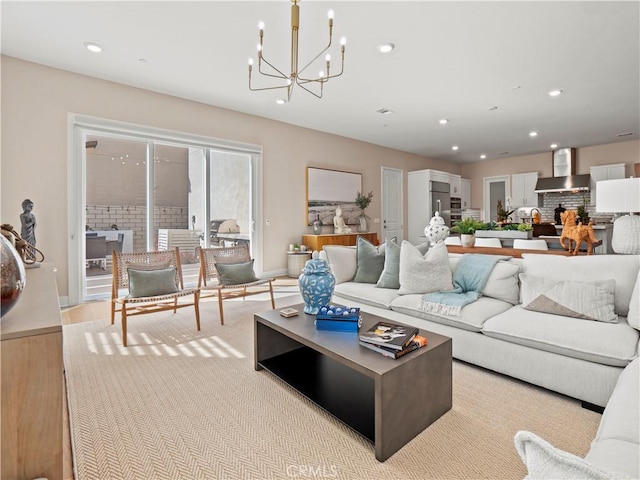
254, 304, 452, 461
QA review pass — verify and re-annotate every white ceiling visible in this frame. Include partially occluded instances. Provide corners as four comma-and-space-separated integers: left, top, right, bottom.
2, 1, 639, 164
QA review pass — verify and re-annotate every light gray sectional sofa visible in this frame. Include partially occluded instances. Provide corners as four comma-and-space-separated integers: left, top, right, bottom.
321, 241, 639, 479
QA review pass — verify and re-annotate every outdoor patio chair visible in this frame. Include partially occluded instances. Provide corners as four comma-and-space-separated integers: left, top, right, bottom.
111, 247, 200, 346
197, 245, 275, 325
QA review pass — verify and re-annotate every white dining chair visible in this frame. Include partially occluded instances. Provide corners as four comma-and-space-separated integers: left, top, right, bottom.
513, 239, 549, 251
474, 238, 502, 248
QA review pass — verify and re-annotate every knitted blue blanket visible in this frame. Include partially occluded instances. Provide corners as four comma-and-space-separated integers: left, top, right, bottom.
422, 254, 509, 316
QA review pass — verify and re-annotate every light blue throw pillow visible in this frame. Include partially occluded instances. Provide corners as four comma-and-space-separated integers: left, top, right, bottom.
128, 267, 178, 298
353, 237, 386, 283
376, 240, 401, 289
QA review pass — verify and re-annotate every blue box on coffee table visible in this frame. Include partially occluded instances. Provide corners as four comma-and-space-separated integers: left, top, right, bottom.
315, 306, 362, 332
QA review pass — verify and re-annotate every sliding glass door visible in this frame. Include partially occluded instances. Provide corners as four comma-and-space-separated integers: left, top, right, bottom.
70, 115, 262, 304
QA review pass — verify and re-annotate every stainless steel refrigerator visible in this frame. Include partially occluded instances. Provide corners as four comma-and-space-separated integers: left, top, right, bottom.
430, 181, 451, 226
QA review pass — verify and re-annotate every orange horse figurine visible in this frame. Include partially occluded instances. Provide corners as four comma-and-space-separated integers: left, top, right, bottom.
559, 210, 598, 255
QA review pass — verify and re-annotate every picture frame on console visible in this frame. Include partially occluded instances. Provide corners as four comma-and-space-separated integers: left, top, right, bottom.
306, 167, 362, 226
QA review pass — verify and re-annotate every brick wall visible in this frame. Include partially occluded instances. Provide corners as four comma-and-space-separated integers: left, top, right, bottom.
86, 204, 188, 251
538, 192, 613, 223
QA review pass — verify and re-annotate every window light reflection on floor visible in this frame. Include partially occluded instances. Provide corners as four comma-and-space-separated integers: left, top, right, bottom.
83, 332, 245, 358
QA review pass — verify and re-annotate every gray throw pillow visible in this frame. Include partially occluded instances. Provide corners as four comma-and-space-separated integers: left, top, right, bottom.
353, 237, 386, 283
215, 260, 259, 285
376, 240, 401, 289
128, 267, 178, 298
520, 274, 618, 323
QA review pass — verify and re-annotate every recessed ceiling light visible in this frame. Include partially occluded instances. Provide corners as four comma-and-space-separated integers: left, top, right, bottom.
548, 89, 563, 97
550, 143, 558, 149
439, 119, 449, 125
84, 42, 102, 53
377, 43, 395, 53
480, 154, 487, 159
452, 146, 459, 151
275, 99, 286, 105
529, 131, 538, 137
510, 85, 522, 90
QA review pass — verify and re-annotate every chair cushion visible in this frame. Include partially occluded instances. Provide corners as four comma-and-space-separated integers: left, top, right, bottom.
215, 260, 258, 285
127, 267, 178, 298
353, 237, 385, 283
398, 241, 453, 295
520, 274, 618, 323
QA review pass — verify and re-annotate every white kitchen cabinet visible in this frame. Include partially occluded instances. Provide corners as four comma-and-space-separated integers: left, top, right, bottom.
408, 170, 446, 244
449, 175, 462, 196
511, 172, 539, 207
590, 163, 626, 206
461, 179, 472, 208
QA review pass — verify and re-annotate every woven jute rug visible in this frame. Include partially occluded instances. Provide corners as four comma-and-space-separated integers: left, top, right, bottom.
64, 294, 601, 480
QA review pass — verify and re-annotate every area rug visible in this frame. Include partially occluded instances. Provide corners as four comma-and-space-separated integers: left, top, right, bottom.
64, 295, 601, 480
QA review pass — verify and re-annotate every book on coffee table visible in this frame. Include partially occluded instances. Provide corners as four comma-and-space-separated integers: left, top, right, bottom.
358, 321, 419, 350
359, 335, 428, 359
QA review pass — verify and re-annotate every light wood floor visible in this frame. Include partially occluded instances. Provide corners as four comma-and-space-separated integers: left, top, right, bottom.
60, 277, 298, 479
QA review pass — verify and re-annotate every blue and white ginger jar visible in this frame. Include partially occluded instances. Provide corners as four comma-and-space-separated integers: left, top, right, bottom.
298, 259, 336, 314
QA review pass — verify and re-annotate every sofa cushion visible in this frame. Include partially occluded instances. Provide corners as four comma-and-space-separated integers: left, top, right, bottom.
520, 254, 640, 317
514, 430, 627, 480
482, 306, 639, 367
323, 246, 356, 284
398, 241, 453, 295
376, 240, 401, 289
584, 439, 640, 480
449, 257, 521, 304
627, 270, 640, 331
590, 358, 639, 446
520, 274, 618, 323
334, 282, 399, 309
353, 237, 385, 283
390, 294, 513, 332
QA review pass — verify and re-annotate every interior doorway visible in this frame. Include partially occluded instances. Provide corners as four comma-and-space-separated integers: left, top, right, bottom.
483, 175, 510, 223
381, 167, 403, 243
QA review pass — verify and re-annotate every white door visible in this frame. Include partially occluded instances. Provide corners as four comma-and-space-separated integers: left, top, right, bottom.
382, 167, 403, 243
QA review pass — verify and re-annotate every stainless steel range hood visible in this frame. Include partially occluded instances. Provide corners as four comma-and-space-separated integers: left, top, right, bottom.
534, 174, 591, 193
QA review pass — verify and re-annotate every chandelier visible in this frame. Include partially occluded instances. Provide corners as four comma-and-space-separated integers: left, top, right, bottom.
248, 0, 346, 101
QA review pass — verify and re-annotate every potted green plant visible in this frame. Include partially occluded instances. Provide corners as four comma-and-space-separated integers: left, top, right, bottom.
450, 218, 485, 247
496, 199, 516, 224
355, 190, 374, 232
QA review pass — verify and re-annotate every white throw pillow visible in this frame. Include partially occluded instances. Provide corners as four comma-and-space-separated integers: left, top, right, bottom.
519, 274, 618, 323
514, 431, 625, 480
398, 241, 453, 295
323, 246, 357, 284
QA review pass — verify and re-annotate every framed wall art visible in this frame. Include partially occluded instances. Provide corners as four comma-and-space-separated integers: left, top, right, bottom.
306, 167, 362, 226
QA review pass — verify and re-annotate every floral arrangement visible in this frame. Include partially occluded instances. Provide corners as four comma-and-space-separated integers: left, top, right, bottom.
496, 199, 516, 223
355, 191, 374, 211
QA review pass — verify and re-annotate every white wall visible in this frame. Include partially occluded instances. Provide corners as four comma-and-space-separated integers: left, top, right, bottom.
1, 56, 456, 297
